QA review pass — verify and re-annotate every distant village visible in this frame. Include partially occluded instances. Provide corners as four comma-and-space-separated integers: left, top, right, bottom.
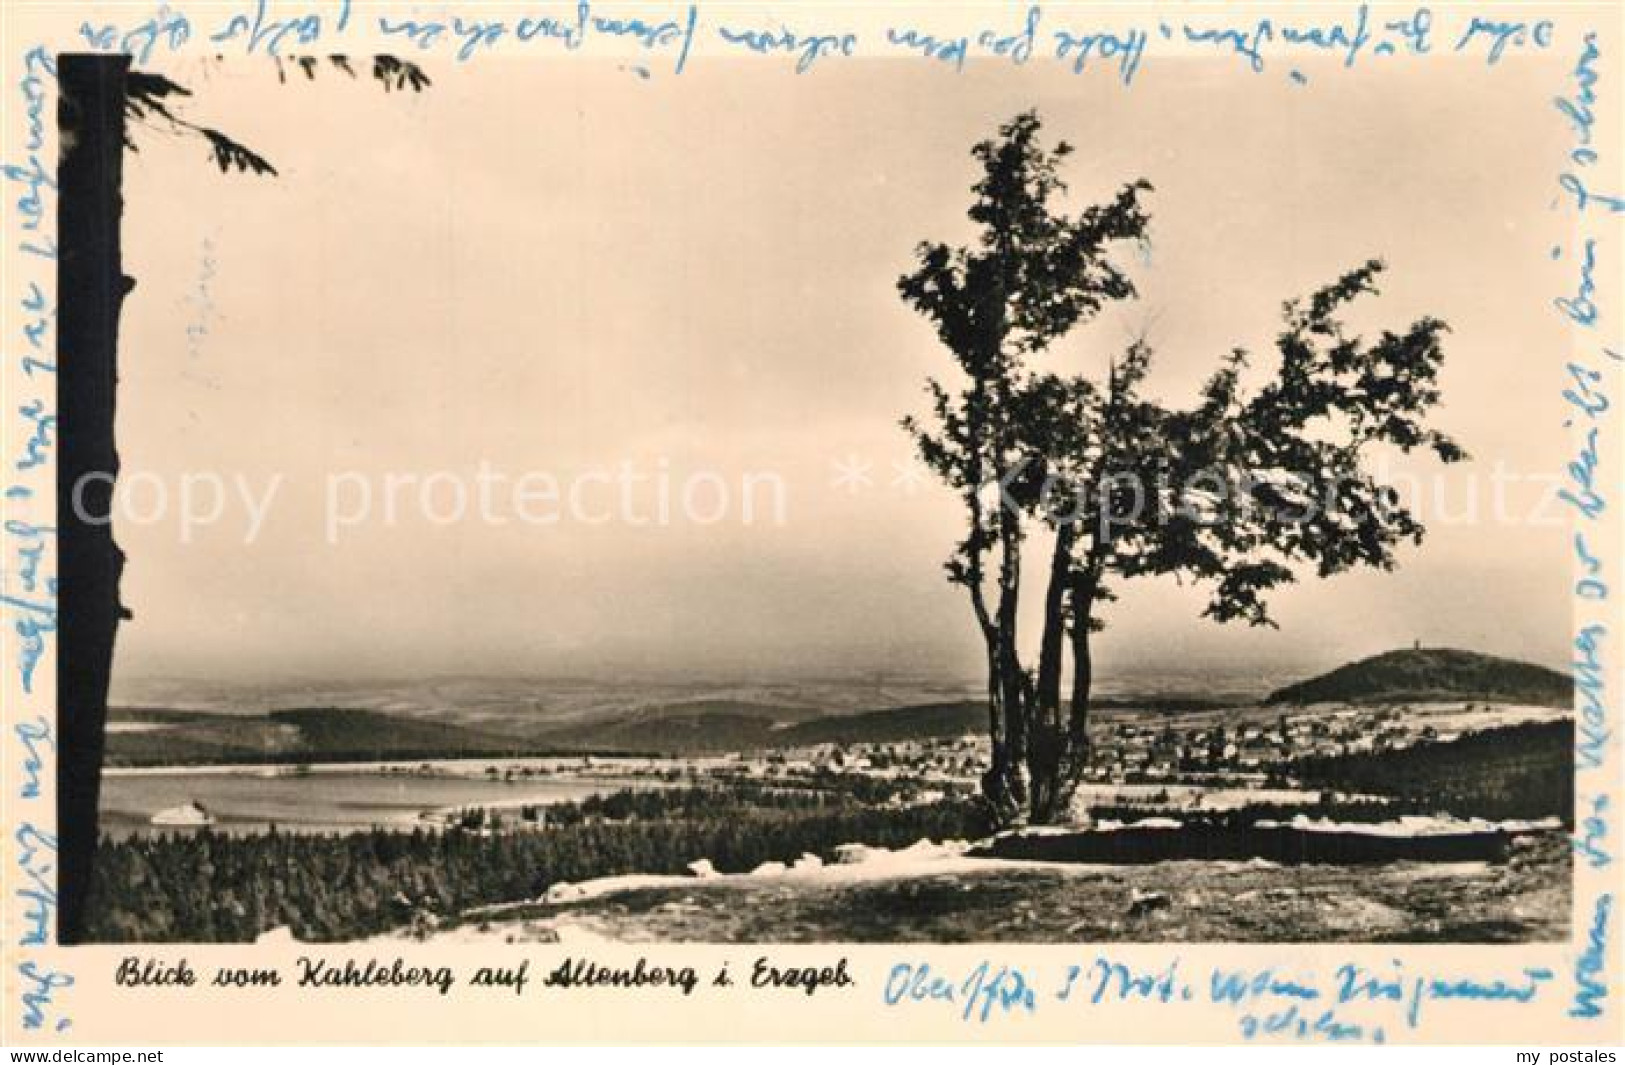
419, 699, 1563, 821
711, 699, 1566, 795
749, 705, 1435, 789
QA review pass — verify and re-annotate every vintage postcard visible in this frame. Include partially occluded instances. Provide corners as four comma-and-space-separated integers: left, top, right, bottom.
2, 0, 1622, 1047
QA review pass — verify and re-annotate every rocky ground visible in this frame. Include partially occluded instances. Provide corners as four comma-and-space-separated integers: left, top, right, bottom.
424, 831, 1570, 945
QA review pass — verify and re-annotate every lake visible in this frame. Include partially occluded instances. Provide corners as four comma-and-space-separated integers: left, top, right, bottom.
99, 764, 660, 836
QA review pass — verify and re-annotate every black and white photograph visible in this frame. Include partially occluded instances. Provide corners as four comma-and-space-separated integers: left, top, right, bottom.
45, 40, 1584, 957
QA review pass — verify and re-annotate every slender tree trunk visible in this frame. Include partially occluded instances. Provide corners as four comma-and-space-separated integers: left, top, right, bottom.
1028, 520, 1081, 821
977, 634, 1021, 825
1060, 573, 1098, 812
983, 278, 1034, 822
970, 524, 1034, 826
1033, 524, 1073, 713
960, 378, 1025, 826
993, 510, 1030, 820
56, 54, 130, 944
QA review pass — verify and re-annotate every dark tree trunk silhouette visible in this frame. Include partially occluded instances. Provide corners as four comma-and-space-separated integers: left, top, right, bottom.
50, 51, 427, 942
1061, 570, 1097, 809
56, 53, 131, 944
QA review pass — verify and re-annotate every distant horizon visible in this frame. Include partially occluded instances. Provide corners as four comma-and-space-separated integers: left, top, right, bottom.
107, 639, 1572, 711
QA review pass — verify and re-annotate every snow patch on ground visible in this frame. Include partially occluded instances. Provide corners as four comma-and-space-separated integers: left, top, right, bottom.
1251, 814, 1563, 837
373, 826, 1554, 945
528, 838, 980, 907
1003, 814, 1563, 839
371, 837, 1014, 944
458, 816, 1563, 923
543, 873, 696, 903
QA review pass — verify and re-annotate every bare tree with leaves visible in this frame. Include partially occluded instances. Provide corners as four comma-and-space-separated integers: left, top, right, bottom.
56, 52, 429, 942
900, 112, 1466, 827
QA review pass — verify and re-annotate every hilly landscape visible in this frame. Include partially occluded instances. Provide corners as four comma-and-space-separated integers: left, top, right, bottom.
103, 708, 539, 767
1265, 647, 1572, 708
104, 647, 1572, 766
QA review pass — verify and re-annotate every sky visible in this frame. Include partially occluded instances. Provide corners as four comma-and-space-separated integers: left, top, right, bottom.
108, 53, 1576, 694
